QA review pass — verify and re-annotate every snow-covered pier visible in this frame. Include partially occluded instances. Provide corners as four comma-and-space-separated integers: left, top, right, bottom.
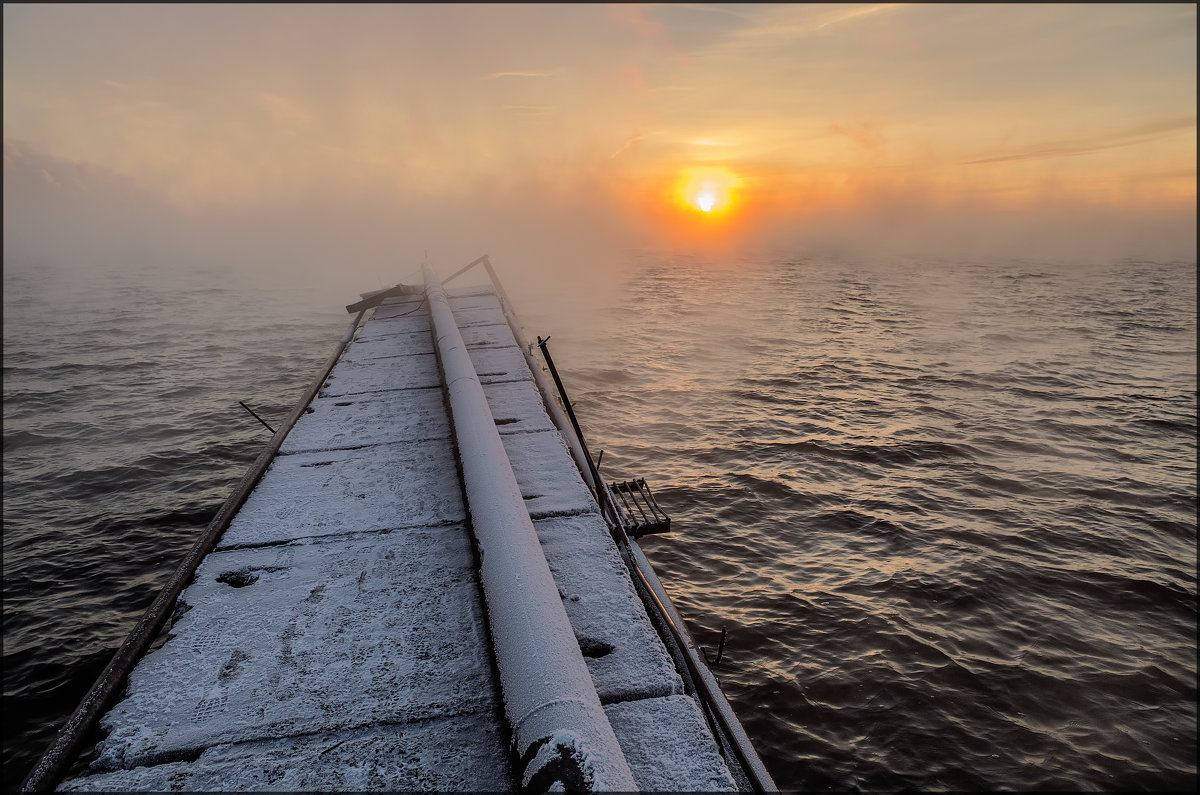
47, 261, 774, 792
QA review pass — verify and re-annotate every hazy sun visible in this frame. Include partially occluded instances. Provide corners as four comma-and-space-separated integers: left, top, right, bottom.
678, 167, 737, 215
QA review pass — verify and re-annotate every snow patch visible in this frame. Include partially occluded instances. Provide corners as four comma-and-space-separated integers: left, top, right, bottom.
218, 441, 464, 549
280, 388, 448, 455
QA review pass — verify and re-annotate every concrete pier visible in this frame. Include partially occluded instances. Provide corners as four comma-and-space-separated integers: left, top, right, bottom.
57, 280, 739, 791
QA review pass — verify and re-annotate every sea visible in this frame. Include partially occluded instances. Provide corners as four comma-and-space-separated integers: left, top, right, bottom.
3, 253, 1196, 792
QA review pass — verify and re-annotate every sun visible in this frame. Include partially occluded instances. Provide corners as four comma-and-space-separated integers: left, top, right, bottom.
677, 167, 737, 215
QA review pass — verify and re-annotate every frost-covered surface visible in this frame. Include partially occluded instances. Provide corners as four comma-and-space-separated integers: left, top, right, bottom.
455, 321, 521, 348
607, 696, 737, 791
61, 712, 510, 792
340, 328, 434, 360
468, 345, 533, 384
501, 430, 599, 519
216, 442, 464, 549
90, 527, 496, 770
535, 513, 683, 703
279, 388, 448, 455
480, 379, 558, 435
320, 351, 441, 396
62, 284, 740, 792
447, 302, 507, 328
361, 295, 428, 326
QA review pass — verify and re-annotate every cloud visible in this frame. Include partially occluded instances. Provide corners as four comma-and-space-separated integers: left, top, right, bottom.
962, 116, 1197, 165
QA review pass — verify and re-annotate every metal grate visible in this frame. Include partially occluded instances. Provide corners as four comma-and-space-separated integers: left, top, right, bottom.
607, 478, 671, 538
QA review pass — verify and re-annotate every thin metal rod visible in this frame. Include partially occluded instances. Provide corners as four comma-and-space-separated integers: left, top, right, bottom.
238, 401, 277, 435
20, 310, 367, 793
628, 482, 653, 525
535, 335, 617, 524
441, 253, 489, 285
618, 483, 649, 526
640, 480, 668, 524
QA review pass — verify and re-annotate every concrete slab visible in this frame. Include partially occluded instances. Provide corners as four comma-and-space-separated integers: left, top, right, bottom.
280, 388, 448, 455
448, 293, 502, 314
61, 712, 511, 792
536, 513, 683, 704
341, 329, 434, 362
469, 345, 533, 384
91, 528, 497, 771
482, 380, 557, 435
502, 430, 598, 519
217, 442, 465, 549
459, 323, 519, 349
372, 295, 426, 317
449, 305, 508, 328
607, 695, 737, 792
353, 317, 432, 342
445, 284, 493, 299
319, 352, 441, 397
446, 292, 519, 339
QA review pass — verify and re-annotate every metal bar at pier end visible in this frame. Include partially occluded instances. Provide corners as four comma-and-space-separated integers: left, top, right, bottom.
20, 311, 368, 793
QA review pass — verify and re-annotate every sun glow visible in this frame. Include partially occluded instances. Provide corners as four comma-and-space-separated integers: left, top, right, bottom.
678, 167, 738, 215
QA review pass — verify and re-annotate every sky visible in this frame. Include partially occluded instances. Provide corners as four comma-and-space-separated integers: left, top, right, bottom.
3, 3, 1196, 285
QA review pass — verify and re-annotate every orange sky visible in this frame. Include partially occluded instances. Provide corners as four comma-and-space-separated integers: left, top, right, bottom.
3, 3, 1196, 273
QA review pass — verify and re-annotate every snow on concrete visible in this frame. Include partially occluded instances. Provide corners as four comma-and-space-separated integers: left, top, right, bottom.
216, 442, 465, 549
370, 295, 428, 321
90, 527, 498, 771
279, 387, 448, 455
501, 430, 599, 519
61, 711, 511, 792
606, 695, 737, 792
534, 513, 683, 704
447, 292, 504, 314
468, 345, 534, 385
352, 314, 431, 340
340, 328, 435, 362
480, 380, 557, 435
456, 322, 520, 349
320, 352, 441, 397
447, 302, 508, 328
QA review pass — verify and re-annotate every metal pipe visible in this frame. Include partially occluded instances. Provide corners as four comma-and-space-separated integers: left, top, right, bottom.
465, 256, 774, 791
21, 310, 368, 793
423, 266, 635, 792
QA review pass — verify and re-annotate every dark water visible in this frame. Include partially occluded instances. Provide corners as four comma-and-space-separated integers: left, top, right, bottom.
3, 255, 1196, 791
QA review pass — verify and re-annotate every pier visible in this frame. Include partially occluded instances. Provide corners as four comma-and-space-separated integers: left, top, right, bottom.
31, 259, 774, 792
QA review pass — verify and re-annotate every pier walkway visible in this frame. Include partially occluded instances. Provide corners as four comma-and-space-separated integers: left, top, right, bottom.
56, 274, 742, 791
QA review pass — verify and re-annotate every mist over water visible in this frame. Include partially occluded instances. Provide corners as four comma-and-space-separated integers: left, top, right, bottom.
3, 253, 1196, 791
